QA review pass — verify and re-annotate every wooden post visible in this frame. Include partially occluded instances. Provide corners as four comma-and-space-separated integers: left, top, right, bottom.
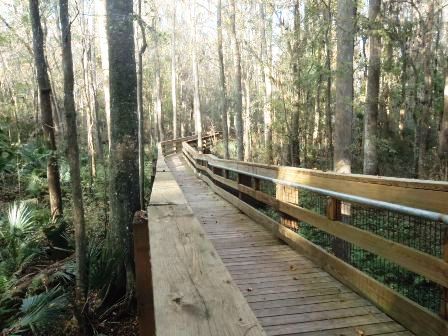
326, 197, 341, 221
133, 211, 155, 336
238, 173, 251, 200
213, 167, 223, 177
253, 177, 260, 191
175, 141, 181, 153
327, 197, 350, 261
276, 184, 300, 231
441, 227, 448, 319
150, 158, 157, 186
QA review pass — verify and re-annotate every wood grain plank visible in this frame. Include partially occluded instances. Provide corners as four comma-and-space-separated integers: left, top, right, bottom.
252, 298, 369, 318
295, 321, 407, 335
259, 306, 382, 327
264, 313, 393, 335
149, 204, 265, 335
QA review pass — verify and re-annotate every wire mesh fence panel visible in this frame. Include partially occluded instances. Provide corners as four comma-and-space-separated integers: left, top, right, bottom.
347, 245, 442, 312
227, 171, 238, 182
343, 202, 446, 258
259, 179, 276, 197
298, 190, 327, 216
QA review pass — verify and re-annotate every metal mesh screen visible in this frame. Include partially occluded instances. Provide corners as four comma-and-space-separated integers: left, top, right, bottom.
259, 179, 276, 197
344, 202, 446, 258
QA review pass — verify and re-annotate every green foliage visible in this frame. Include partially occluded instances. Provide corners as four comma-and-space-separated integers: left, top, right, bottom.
18, 141, 51, 175
10, 286, 69, 334
87, 238, 123, 296
1, 136, 53, 199
24, 172, 46, 197
0, 128, 15, 174
0, 202, 72, 332
211, 140, 239, 160
0, 203, 42, 280
6, 202, 35, 236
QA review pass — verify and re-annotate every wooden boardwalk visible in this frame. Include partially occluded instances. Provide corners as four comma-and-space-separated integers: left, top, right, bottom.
166, 153, 413, 336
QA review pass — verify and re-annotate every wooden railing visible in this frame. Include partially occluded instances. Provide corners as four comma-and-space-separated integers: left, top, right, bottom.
160, 132, 220, 156
168, 135, 448, 336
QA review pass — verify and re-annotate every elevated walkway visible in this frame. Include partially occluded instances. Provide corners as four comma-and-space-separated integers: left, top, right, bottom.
137, 135, 448, 336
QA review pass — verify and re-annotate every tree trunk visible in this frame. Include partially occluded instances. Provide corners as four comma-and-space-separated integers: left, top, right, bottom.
217, 0, 229, 159
417, 1, 435, 178
314, 72, 323, 149
230, 0, 244, 161
438, 6, 448, 169
106, 0, 139, 297
291, 105, 300, 167
180, 80, 187, 137
96, 0, 111, 153
80, 3, 101, 180
325, 2, 333, 169
363, 0, 381, 175
59, 0, 88, 331
440, 70, 448, 160
29, 0, 63, 217
46, 61, 64, 137
290, 2, 301, 167
89, 40, 103, 163
153, 21, 164, 142
171, 5, 178, 139
260, 2, 273, 164
192, 2, 202, 152
244, 76, 251, 161
137, 0, 147, 210
334, 0, 355, 173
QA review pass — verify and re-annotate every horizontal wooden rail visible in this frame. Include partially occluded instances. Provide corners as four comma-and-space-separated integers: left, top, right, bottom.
180, 137, 448, 336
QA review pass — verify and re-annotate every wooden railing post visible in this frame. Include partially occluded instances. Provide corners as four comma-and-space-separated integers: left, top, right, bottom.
326, 197, 350, 261
326, 197, 341, 221
237, 173, 252, 200
213, 167, 223, 177
442, 227, 448, 319
253, 177, 260, 191
133, 211, 155, 336
175, 141, 181, 153
276, 184, 300, 231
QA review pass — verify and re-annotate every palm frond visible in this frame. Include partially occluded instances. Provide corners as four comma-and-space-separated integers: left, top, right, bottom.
7, 202, 35, 237
12, 286, 69, 332
88, 239, 122, 294
49, 270, 74, 284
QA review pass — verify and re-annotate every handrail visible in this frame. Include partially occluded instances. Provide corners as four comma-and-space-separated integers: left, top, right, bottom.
177, 136, 448, 223
180, 138, 448, 214
209, 161, 448, 225
172, 135, 448, 336
160, 132, 220, 156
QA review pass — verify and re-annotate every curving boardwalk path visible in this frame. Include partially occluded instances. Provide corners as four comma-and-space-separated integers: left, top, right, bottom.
166, 153, 413, 336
